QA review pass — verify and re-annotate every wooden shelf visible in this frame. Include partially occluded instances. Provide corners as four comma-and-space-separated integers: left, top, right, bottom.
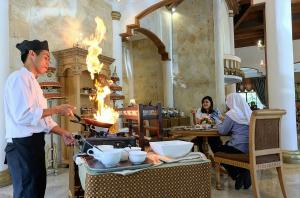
47, 67, 56, 73
80, 93, 92, 96
110, 93, 125, 100
40, 81, 62, 88
44, 93, 65, 99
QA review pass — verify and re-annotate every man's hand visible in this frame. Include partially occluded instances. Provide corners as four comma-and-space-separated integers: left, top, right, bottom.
62, 131, 75, 146
54, 104, 76, 117
50, 126, 75, 146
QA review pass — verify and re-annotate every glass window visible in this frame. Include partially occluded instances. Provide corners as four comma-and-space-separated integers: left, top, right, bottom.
237, 90, 265, 109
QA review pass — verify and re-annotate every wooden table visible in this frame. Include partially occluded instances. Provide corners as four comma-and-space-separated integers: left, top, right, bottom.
169, 128, 220, 157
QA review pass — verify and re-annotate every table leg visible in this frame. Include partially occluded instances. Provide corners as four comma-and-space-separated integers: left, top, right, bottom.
202, 137, 216, 167
202, 137, 210, 157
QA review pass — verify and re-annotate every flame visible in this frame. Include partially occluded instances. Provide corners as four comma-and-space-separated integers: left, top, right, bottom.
83, 17, 106, 80
83, 17, 119, 125
92, 80, 119, 124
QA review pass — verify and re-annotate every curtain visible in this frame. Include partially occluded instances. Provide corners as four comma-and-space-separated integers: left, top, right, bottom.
252, 77, 267, 107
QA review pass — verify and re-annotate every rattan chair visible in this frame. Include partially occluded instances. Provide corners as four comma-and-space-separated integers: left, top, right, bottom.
214, 109, 287, 198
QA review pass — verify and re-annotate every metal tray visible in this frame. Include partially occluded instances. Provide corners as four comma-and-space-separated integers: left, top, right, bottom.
82, 155, 154, 173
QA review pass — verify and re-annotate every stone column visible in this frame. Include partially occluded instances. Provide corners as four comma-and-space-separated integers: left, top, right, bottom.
228, 10, 235, 55
111, 10, 122, 80
162, 61, 174, 108
163, 10, 174, 108
111, 8, 124, 130
0, 0, 12, 187
111, 10, 123, 108
213, 0, 226, 111
259, 0, 298, 151
226, 10, 237, 96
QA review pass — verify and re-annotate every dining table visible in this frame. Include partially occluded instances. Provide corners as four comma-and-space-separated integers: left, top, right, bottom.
73, 153, 211, 197
169, 127, 221, 158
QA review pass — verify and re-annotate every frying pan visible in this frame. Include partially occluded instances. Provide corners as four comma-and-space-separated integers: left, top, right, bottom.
72, 113, 113, 128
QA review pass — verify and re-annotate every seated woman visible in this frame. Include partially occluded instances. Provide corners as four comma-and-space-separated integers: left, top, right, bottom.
193, 96, 223, 153
215, 93, 252, 190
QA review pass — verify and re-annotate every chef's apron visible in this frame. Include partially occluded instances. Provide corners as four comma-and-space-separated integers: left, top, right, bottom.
5, 133, 46, 198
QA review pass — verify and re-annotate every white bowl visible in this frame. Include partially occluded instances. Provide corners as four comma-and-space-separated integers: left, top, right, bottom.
124, 147, 142, 152
116, 148, 129, 161
129, 151, 147, 164
87, 145, 114, 158
150, 140, 193, 158
99, 149, 122, 167
87, 148, 103, 158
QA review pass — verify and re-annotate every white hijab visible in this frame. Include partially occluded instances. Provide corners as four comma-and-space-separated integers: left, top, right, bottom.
226, 93, 252, 125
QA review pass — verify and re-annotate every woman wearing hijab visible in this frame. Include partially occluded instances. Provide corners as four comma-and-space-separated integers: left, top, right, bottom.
215, 93, 252, 190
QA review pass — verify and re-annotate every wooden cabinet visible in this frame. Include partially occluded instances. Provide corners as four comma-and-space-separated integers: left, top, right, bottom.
53, 47, 114, 164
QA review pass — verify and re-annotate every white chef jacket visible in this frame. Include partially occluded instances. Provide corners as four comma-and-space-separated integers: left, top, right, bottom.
4, 67, 57, 142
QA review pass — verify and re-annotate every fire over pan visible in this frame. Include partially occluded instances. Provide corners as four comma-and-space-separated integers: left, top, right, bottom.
71, 113, 113, 128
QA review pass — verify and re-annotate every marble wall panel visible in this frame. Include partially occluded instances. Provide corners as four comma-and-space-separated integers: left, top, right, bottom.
9, 0, 113, 70
131, 38, 164, 105
173, 0, 216, 114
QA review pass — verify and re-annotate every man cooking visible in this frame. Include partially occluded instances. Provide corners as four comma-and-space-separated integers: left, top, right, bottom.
4, 40, 75, 198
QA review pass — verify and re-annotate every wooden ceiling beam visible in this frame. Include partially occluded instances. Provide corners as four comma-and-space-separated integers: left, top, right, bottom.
166, 0, 184, 9
235, 1, 300, 48
235, 24, 264, 33
237, 0, 251, 5
234, 3, 264, 30
235, 41, 259, 48
293, 20, 300, 39
292, 2, 300, 13
234, 6, 252, 29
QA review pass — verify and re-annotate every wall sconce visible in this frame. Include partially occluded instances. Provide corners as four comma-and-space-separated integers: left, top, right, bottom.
260, 59, 265, 68
257, 39, 265, 50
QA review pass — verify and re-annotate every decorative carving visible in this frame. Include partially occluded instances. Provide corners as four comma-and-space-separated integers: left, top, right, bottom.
224, 54, 244, 78
53, 47, 115, 77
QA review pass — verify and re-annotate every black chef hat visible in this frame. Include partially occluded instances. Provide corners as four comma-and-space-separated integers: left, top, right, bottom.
16, 40, 49, 55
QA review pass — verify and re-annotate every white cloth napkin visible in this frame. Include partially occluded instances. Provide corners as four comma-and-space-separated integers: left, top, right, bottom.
157, 152, 207, 163
75, 156, 85, 166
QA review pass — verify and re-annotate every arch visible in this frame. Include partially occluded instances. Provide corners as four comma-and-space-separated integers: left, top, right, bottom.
135, 28, 169, 61
120, 0, 183, 61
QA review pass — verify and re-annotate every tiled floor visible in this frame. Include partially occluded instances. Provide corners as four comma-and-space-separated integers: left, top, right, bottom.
1, 164, 300, 198
211, 163, 300, 198
0, 169, 69, 198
